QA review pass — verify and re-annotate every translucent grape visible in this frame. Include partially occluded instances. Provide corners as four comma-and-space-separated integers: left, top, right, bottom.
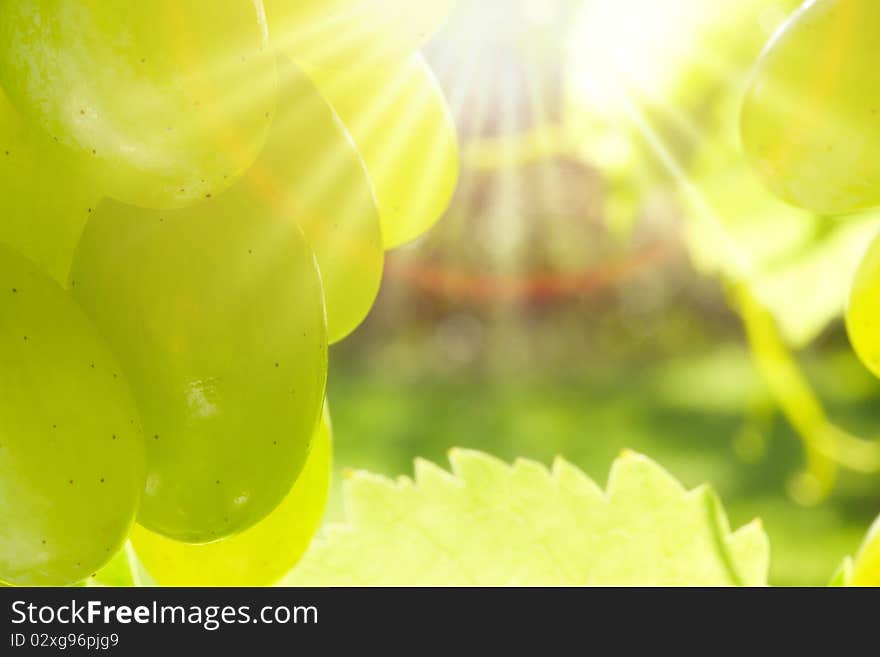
0, 0, 277, 209
0, 245, 144, 586
69, 194, 328, 543
0, 90, 100, 285
846, 232, 880, 378
265, 0, 456, 69
254, 59, 382, 343
131, 406, 331, 586
305, 55, 459, 248
741, 0, 880, 215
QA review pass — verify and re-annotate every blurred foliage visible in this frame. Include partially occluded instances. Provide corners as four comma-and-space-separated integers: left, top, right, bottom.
317, 0, 880, 586
327, 329, 880, 586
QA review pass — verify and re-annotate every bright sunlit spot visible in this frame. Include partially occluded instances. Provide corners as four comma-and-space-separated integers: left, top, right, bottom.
398, 0, 872, 512
5, 0, 880, 592
569, 0, 700, 110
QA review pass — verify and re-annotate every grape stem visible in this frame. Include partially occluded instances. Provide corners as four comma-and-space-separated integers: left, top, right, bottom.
733, 284, 880, 503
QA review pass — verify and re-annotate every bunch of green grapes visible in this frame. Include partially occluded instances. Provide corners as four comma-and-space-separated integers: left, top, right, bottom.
0, 0, 458, 586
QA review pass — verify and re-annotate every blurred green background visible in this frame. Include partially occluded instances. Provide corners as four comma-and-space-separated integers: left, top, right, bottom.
322, 0, 880, 587
326, 275, 880, 587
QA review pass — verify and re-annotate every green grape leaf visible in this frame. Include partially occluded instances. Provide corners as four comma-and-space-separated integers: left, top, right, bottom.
284, 449, 769, 586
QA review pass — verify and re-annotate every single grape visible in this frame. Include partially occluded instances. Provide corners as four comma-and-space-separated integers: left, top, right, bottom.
0, 90, 100, 285
253, 58, 382, 343
69, 193, 328, 543
0, 0, 277, 209
741, 0, 880, 215
305, 55, 459, 249
0, 245, 145, 586
847, 232, 880, 377
852, 514, 880, 586
131, 405, 331, 586
264, 0, 456, 69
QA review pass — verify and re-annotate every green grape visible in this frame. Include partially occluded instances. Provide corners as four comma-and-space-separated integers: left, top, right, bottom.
255, 59, 382, 343
305, 55, 459, 249
741, 0, 880, 215
264, 0, 456, 69
847, 232, 880, 377
0, 90, 100, 285
852, 514, 880, 586
69, 193, 328, 543
0, 1, 276, 210
131, 405, 331, 586
0, 245, 144, 586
